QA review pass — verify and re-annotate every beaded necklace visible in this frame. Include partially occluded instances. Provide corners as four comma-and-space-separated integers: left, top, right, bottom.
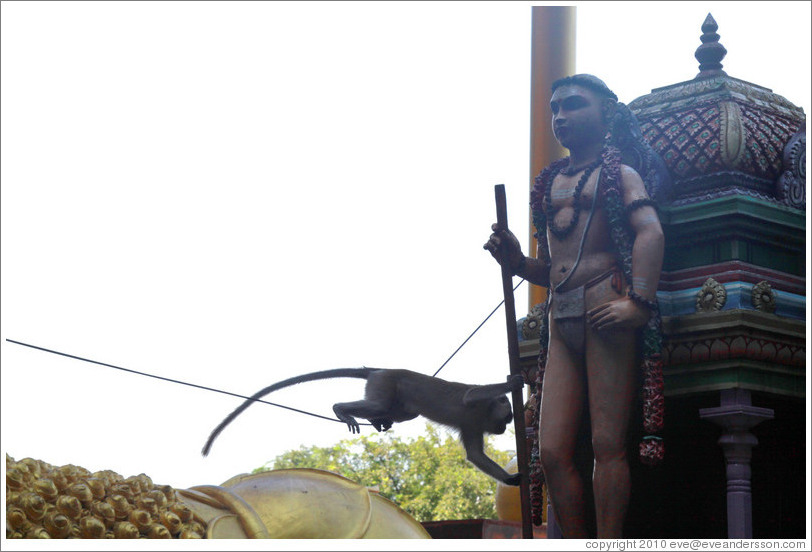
544, 157, 603, 240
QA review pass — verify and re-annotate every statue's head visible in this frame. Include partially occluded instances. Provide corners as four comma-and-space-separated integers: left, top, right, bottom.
550, 74, 618, 150
550, 74, 672, 202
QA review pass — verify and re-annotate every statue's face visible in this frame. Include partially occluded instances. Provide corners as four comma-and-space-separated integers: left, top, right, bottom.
550, 84, 609, 151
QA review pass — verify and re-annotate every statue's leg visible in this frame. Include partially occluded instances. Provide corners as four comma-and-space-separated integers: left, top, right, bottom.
585, 324, 637, 538
538, 316, 589, 538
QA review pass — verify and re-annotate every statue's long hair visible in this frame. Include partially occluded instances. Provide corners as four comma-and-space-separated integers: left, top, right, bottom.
608, 102, 672, 204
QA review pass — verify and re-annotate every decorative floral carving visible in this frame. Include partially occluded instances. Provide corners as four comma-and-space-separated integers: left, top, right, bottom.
663, 334, 804, 367
776, 125, 806, 210
629, 76, 804, 121
521, 302, 547, 340
751, 281, 777, 313
696, 277, 726, 312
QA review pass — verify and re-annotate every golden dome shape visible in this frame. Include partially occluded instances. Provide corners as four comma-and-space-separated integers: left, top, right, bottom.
179, 468, 430, 539
494, 457, 521, 522
6, 454, 429, 539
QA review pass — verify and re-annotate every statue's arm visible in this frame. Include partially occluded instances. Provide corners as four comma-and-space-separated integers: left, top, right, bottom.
587, 166, 663, 331
484, 225, 550, 287
513, 244, 551, 287
622, 166, 664, 304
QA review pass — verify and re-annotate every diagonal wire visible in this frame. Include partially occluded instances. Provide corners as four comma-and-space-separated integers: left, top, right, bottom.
5, 338, 355, 424
433, 278, 525, 377
7, 282, 524, 420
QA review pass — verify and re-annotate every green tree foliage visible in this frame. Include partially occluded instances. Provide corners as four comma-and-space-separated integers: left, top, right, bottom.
253, 423, 514, 522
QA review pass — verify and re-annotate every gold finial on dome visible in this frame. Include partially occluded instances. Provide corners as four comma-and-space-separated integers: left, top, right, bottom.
695, 13, 727, 78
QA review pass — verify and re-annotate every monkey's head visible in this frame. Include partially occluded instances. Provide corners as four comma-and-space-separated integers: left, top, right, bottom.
486, 396, 513, 435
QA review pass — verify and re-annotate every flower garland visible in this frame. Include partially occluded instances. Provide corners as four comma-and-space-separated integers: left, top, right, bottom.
599, 146, 665, 466
526, 146, 665, 526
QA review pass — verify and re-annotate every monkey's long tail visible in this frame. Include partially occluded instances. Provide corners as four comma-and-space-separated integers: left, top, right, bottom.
201, 367, 375, 456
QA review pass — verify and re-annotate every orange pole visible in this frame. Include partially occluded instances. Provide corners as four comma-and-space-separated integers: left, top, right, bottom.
528, 6, 576, 311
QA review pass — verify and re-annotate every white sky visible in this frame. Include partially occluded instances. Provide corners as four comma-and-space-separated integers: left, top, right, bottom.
1, 0, 809, 543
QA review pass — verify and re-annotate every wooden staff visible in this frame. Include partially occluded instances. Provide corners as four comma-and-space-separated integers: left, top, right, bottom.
494, 184, 533, 539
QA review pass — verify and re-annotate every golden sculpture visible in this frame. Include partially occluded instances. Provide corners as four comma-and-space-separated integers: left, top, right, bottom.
6, 454, 205, 539
5, 454, 430, 539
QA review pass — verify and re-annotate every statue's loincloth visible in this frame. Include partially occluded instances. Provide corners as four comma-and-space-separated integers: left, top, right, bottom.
551, 265, 625, 353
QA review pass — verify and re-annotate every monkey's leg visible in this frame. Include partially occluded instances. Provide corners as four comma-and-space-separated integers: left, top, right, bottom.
369, 418, 393, 432
333, 400, 391, 434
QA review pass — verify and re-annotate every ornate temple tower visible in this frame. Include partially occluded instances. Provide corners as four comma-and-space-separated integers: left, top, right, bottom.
629, 14, 805, 538
519, 14, 805, 538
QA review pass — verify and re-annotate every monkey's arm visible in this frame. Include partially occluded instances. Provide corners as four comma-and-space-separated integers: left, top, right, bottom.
462, 374, 523, 405
461, 431, 521, 486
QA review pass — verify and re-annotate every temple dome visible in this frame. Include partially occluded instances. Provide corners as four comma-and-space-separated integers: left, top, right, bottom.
628, 14, 806, 209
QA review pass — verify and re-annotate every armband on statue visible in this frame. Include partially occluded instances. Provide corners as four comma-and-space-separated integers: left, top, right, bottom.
627, 288, 659, 313
625, 198, 659, 218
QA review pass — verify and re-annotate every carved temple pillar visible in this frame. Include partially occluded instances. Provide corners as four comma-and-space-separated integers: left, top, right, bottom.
699, 389, 774, 539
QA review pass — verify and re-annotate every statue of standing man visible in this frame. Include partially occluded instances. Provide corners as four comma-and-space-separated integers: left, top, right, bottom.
485, 74, 666, 538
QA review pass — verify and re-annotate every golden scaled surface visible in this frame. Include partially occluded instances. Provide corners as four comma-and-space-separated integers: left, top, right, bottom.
6, 455, 430, 539
5, 454, 204, 539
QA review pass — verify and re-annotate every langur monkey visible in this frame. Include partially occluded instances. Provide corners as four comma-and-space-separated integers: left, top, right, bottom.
202, 368, 524, 485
